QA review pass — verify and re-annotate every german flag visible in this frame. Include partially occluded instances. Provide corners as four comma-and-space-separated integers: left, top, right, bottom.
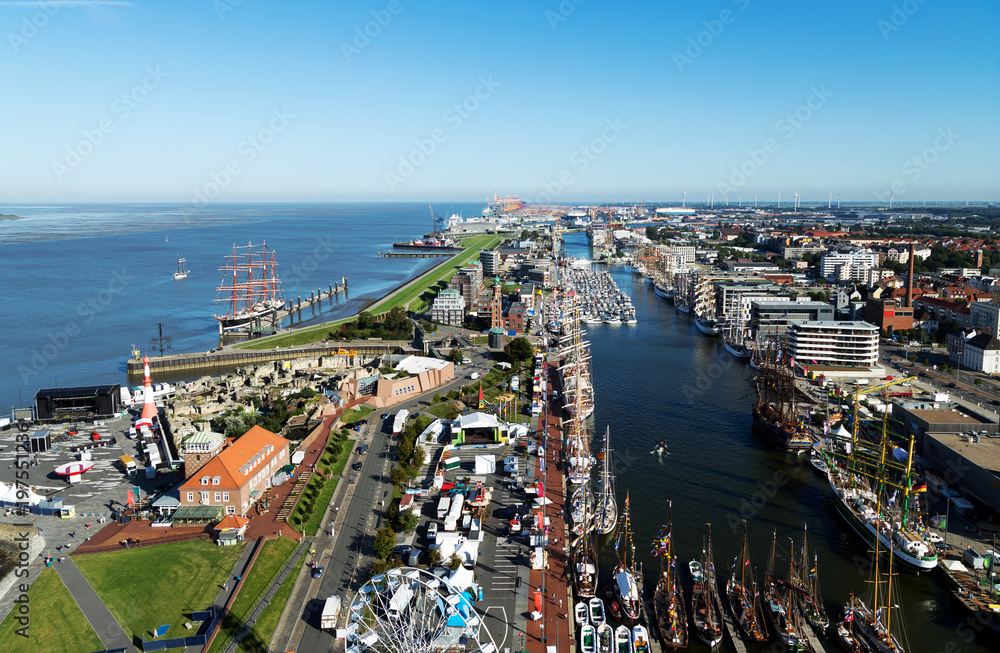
912, 484, 928, 493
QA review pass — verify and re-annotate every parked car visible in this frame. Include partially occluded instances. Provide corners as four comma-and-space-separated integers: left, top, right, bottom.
392, 545, 413, 557
351, 461, 363, 471
381, 412, 390, 420
312, 565, 324, 579
947, 382, 958, 388
357, 444, 369, 455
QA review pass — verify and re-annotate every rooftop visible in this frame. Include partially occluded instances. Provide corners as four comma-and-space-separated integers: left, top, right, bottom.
34, 384, 120, 399
926, 432, 1000, 475
394, 355, 452, 375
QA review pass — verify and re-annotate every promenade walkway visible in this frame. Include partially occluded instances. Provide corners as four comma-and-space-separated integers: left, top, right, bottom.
54, 557, 135, 652
526, 360, 571, 653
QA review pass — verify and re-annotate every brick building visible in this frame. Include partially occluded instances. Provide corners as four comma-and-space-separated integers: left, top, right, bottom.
178, 426, 290, 517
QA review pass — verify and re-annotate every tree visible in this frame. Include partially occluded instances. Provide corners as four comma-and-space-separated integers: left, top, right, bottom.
373, 526, 395, 560
400, 511, 419, 532
427, 548, 443, 566
504, 337, 534, 362
448, 349, 464, 364
389, 466, 409, 487
357, 311, 375, 330
412, 445, 426, 468
448, 553, 463, 571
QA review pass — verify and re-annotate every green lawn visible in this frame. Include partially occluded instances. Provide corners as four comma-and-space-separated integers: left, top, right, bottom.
207, 538, 298, 653
0, 567, 103, 653
236, 235, 500, 350
338, 405, 373, 424
75, 539, 247, 643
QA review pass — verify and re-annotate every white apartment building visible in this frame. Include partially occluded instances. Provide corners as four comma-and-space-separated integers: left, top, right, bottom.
820, 252, 876, 281
786, 320, 879, 368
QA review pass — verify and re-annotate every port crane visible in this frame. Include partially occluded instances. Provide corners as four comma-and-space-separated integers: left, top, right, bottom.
428, 204, 445, 235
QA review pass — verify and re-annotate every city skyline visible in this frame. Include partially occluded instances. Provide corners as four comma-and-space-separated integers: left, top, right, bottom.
1, 0, 998, 204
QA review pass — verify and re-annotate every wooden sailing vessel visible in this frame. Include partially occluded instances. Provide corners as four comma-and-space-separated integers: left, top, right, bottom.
689, 524, 723, 647
613, 493, 642, 622
725, 520, 768, 642
651, 501, 688, 648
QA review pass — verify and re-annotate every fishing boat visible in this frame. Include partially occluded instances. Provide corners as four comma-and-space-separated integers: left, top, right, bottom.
631, 626, 650, 653
595, 426, 618, 535
651, 502, 688, 649
726, 521, 768, 642
826, 379, 938, 572
836, 594, 866, 653
575, 601, 590, 625
580, 624, 597, 653
173, 256, 188, 280
689, 525, 723, 647
615, 625, 634, 653
613, 493, 642, 622
597, 623, 614, 653
751, 346, 813, 454
589, 598, 606, 625
214, 242, 284, 328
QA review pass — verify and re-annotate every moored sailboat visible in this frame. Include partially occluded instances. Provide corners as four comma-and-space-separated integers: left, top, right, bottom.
613, 493, 642, 622
651, 501, 688, 649
689, 525, 723, 647
726, 520, 768, 642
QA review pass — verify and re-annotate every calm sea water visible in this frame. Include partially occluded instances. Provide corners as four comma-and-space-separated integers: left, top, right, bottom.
560, 233, 988, 653
0, 203, 482, 411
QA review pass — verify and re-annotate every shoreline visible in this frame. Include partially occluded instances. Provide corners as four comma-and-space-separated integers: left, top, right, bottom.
234, 234, 500, 351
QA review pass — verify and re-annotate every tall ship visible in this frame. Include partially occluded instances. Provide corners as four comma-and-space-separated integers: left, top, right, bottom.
751, 346, 813, 453
825, 379, 938, 571
723, 320, 752, 359
214, 242, 284, 328
651, 502, 688, 648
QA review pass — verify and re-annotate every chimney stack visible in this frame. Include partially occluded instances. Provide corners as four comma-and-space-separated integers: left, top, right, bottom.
905, 243, 915, 308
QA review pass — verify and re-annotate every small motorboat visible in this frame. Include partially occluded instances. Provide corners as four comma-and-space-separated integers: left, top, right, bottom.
688, 560, 705, 583
589, 597, 606, 625
632, 626, 650, 653
575, 601, 589, 626
810, 449, 830, 477
597, 623, 614, 653
615, 625, 634, 653
609, 600, 622, 620
580, 624, 597, 653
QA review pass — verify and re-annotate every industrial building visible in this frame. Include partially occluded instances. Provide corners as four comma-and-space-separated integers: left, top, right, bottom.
34, 384, 122, 420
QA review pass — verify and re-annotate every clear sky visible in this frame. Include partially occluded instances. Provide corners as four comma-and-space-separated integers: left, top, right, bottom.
2, 0, 998, 204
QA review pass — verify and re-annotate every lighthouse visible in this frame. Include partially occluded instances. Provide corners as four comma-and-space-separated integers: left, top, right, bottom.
139, 356, 159, 421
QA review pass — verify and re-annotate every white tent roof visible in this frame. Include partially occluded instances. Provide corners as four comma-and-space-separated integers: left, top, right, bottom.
457, 412, 501, 430
448, 565, 475, 593
0, 482, 45, 506
395, 355, 451, 375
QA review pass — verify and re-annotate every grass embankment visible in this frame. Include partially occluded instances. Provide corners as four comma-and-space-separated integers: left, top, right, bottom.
206, 538, 298, 653
0, 567, 103, 653
338, 405, 373, 424
75, 540, 246, 643
242, 550, 305, 652
290, 428, 353, 536
236, 235, 500, 350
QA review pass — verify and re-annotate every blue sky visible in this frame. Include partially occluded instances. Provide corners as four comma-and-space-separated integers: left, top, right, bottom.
1, 0, 998, 204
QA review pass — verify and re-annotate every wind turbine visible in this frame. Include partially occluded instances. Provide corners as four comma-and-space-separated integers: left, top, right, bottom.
837, 193, 841, 209
682, 191, 686, 208
778, 192, 781, 207
754, 193, 758, 208
828, 192, 832, 209
889, 191, 893, 210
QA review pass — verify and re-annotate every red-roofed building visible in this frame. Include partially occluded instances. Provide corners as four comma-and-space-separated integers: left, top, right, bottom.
179, 425, 290, 517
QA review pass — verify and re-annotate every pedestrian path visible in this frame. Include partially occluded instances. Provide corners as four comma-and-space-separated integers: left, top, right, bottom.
54, 557, 135, 652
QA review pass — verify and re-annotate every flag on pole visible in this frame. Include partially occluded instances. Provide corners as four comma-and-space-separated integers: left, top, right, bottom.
913, 484, 927, 493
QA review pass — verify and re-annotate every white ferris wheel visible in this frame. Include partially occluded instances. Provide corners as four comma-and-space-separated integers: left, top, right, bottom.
345, 566, 497, 653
